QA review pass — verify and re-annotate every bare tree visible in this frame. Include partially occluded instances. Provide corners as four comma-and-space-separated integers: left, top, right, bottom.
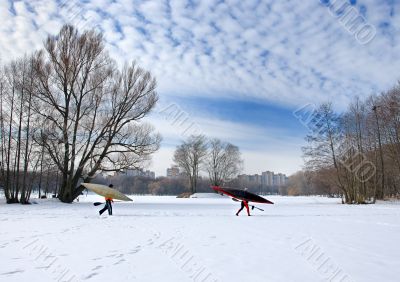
373, 86, 400, 198
28, 25, 161, 203
0, 71, 6, 199
302, 90, 400, 203
173, 135, 207, 194
0, 55, 47, 203
303, 103, 350, 202
285, 171, 310, 196
1, 59, 18, 203
206, 138, 242, 186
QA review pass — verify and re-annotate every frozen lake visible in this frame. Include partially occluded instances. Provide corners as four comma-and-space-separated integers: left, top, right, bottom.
0, 195, 399, 282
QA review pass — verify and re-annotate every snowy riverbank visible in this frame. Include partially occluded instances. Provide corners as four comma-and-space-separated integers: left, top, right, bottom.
1, 195, 399, 281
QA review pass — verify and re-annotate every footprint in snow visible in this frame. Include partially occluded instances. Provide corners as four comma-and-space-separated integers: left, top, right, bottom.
128, 246, 141, 254
92, 257, 101, 261
91, 265, 102, 271
145, 233, 161, 246
113, 258, 126, 265
0, 243, 9, 248
0, 269, 24, 275
83, 272, 99, 280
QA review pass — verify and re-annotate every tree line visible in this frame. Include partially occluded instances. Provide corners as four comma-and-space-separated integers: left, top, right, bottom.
0, 25, 160, 204
293, 86, 400, 203
88, 175, 213, 196
83, 133, 244, 196
173, 135, 243, 194
21, 133, 243, 197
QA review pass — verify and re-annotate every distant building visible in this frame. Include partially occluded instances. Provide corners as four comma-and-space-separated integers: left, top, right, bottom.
125, 169, 141, 177
272, 173, 287, 186
262, 171, 274, 186
278, 173, 287, 186
167, 165, 180, 178
238, 174, 249, 182
238, 170, 287, 187
250, 174, 262, 184
248, 174, 255, 182
144, 170, 156, 179
122, 168, 155, 179
273, 174, 280, 186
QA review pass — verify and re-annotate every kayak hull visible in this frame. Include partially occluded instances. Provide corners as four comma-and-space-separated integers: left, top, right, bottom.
82, 183, 132, 201
212, 186, 274, 204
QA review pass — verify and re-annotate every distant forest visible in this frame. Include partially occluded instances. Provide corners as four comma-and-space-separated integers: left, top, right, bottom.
290, 84, 400, 203
17, 171, 286, 197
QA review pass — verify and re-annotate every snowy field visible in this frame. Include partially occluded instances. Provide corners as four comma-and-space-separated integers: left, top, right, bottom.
0, 194, 399, 282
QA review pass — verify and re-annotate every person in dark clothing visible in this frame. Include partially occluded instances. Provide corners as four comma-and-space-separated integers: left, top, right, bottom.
99, 184, 114, 216
99, 197, 113, 215
236, 200, 251, 216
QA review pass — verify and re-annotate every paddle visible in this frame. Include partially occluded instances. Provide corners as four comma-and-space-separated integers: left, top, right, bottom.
231, 198, 264, 211
251, 206, 264, 212
93, 200, 125, 206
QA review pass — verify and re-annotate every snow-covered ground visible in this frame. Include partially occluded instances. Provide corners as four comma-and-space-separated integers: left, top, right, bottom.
0, 195, 399, 282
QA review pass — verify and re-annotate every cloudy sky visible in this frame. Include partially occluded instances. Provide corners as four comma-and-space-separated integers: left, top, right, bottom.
1, 0, 399, 177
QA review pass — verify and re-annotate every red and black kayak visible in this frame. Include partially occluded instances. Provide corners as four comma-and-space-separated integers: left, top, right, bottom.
212, 186, 274, 204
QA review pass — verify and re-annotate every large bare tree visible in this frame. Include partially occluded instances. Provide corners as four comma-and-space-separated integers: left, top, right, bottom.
206, 138, 242, 186
29, 25, 161, 203
173, 135, 207, 194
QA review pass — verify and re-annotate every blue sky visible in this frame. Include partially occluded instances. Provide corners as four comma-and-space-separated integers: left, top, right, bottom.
1, 0, 399, 176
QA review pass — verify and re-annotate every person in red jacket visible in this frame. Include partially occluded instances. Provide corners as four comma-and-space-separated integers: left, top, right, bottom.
99, 184, 114, 215
236, 200, 251, 216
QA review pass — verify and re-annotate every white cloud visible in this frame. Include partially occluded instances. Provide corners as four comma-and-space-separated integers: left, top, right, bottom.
1, 0, 398, 176
2, 0, 399, 110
